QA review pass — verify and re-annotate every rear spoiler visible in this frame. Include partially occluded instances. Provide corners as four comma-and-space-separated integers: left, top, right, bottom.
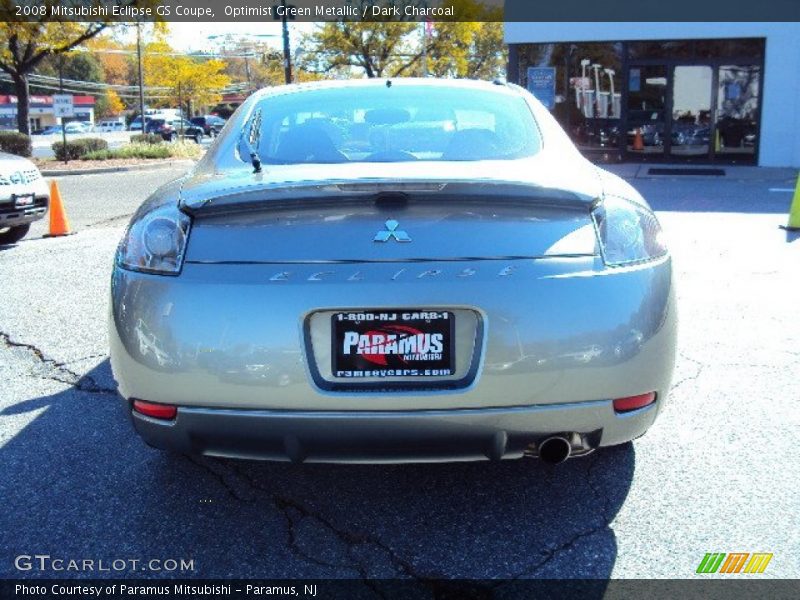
179, 179, 600, 216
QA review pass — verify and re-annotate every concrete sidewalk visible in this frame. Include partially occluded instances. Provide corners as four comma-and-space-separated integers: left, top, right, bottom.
602, 162, 798, 182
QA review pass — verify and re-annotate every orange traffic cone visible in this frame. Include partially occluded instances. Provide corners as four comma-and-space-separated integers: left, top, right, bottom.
632, 128, 644, 152
43, 180, 74, 238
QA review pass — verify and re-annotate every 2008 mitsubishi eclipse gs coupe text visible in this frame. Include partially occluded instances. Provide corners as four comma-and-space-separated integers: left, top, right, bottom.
109, 78, 677, 464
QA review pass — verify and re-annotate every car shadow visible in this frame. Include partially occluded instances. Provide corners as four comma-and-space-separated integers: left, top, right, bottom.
784, 227, 800, 243
0, 359, 634, 589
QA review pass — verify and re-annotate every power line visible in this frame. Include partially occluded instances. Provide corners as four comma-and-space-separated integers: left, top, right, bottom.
0, 75, 248, 100
79, 47, 268, 60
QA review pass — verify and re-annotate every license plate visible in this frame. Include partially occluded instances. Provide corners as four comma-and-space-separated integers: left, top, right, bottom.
332, 310, 454, 378
13, 193, 34, 208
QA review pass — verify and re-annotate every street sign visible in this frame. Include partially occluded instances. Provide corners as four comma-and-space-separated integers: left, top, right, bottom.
52, 94, 75, 118
527, 67, 557, 110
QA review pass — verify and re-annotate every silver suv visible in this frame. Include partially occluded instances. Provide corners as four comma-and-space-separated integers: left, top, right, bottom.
0, 152, 50, 244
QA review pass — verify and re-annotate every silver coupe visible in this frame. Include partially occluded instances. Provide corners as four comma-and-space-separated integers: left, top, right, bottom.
110, 79, 677, 464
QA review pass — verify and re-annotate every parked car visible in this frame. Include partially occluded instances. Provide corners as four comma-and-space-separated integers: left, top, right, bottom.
0, 152, 49, 244
190, 115, 226, 137
40, 122, 89, 136
128, 116, 151, 132
95, 118, 127, 133
145, 118, 204, 143
671, 124, 711, 146
110, 79, 677, 465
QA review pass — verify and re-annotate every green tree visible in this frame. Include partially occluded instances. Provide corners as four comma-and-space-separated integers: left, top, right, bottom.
299, 22, 418, 78
297, 0, 504, 80
39, 51, 105, 85
0, 20, 109, 133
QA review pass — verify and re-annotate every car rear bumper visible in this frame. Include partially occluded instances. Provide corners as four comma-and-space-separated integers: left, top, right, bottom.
127, 398, 659, 463
110, 255, 676, 461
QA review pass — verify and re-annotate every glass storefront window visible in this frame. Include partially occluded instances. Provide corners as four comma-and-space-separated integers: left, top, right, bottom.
670, 65, 713, 158
714, 65, 760, 159
694, 39, 765, 59
511, 37, 763, 163
628, 40, 693, 60
627, 65, 667, 156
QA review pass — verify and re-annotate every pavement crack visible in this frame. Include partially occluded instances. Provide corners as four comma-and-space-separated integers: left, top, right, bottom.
509, 525, 606, 580
181, 455, 251, 503
224, 462, 427, 584
0, 331, 116, 396
498, 453, 610, 584
670, 351, 705, 393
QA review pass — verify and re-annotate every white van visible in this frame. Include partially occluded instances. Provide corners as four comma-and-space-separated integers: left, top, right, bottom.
95, 118, 126, 133
145, 108, 183, 120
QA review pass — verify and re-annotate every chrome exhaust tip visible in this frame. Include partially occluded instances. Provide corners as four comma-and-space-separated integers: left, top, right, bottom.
538, 436, 572, 464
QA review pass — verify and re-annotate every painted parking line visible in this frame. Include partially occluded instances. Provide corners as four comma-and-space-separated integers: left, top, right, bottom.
768, 188, 795, 192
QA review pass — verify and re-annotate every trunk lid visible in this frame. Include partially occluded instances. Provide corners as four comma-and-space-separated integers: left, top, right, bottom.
181, 157, 602, 264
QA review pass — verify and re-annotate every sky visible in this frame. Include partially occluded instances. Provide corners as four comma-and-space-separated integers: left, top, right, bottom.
166, 22, 316, 52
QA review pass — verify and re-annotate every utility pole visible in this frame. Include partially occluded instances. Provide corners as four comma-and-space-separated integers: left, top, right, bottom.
177, 81, 183, 139
58, 55, 67, 164
280, 0, 292, 84
136, 21, 146, 132
244, 53, 252, 92
421, 21, 427, 77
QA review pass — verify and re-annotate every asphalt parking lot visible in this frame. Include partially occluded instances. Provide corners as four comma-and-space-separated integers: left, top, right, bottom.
1, 166, 798, 584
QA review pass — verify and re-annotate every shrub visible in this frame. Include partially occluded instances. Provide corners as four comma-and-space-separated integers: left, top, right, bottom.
0, 131, 33, 157
81, 141, 203, 161
82, 143, 171, 160
130, 133, 163, 145
52, 137, 109, 160
167, 141, 205, 160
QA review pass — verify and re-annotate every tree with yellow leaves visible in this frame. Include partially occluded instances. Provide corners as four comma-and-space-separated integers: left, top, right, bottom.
143, 39, 231, 116
100, 90, 125, 117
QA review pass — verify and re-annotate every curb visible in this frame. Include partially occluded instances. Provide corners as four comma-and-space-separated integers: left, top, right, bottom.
40, 159, 195, 177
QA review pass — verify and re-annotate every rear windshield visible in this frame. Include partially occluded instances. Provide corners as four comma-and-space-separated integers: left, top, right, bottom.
240, 85, 541, 164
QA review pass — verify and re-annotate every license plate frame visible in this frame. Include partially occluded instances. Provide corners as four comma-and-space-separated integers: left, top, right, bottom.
13, 193, 35, 208
331, 309, 455, 379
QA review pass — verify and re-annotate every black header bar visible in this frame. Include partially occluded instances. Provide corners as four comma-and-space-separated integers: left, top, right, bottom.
3, 0, 800, 23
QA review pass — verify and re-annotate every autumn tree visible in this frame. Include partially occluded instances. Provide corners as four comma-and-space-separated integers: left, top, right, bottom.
144, 40, 231, 115
86, 36, 132, 86
96, 89, 125, 118
0, 20, 111, 133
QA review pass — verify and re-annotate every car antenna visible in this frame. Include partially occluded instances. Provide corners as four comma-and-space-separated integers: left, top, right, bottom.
250, 150, 262, 174
242, 109, 263, 173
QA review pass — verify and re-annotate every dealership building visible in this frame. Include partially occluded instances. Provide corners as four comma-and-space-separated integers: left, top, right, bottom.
505, 23, 800, 167
0, 94, 96, 132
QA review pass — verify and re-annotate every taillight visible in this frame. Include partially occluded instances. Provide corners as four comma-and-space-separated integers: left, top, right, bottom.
613, 392, 656, 413
133, 399, 177, 420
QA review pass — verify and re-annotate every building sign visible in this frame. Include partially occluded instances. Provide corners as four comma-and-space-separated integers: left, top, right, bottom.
527, 67, 556, 110
52, 94, 75, 118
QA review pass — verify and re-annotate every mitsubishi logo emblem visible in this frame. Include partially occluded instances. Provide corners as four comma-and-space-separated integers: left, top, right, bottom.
373, 219, 411, 242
